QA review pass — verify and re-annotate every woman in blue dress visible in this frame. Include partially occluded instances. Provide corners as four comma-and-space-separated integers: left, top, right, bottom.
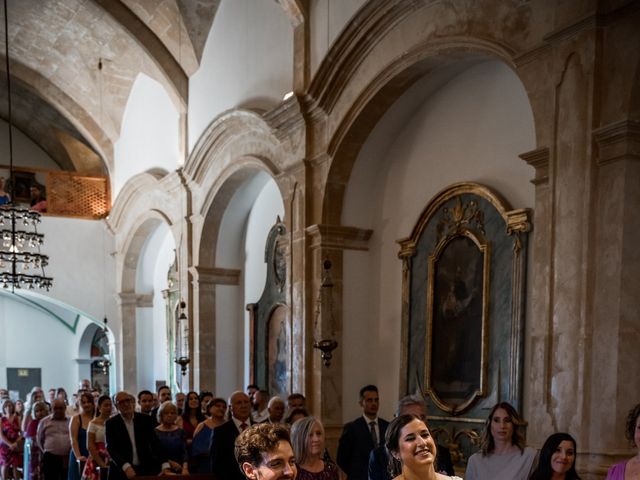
68, 392, 95, 480
155, 401, 189, 475
191, 397, 227, 473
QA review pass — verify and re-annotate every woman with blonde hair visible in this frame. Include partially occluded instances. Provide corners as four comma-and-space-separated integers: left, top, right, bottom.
290, 416, 341, 480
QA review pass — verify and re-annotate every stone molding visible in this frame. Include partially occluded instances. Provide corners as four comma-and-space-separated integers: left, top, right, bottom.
116, 292, 153, 308
593, 119, 640, 165
307, 0, 419, 115
305, 224, 373, 251
189, 266, 241, 286
520, 147, 550, 185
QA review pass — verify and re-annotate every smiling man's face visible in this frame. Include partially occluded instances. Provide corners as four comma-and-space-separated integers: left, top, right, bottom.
241, 440, 297, 480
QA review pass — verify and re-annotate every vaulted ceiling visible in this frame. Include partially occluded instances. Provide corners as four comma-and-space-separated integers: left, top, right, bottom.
0, 0, 220, 175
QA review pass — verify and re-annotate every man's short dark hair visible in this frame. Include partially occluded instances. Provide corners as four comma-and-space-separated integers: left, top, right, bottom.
137, 390, 153, 400
234, 423, 291, 468
359, 384, 378, 401
199, 391, 213, 402
246, 384, 259, 391
287, 393, 305, 402
157, 385, 170, 394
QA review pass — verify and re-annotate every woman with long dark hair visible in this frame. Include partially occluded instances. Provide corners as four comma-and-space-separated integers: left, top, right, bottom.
606, 403, 640, 480
465, 402, 535, 480
529, 433, 580, 480
385, 414, 461, 480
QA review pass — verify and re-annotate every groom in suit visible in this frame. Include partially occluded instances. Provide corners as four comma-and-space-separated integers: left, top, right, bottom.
337, 385, 389, 480
210, 390, 253, 480
105, 391, 169, 480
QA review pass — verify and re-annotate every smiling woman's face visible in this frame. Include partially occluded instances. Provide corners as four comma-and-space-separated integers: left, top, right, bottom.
396, 418, 437, 472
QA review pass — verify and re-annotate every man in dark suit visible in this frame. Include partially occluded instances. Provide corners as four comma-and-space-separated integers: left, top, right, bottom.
210, 390, 253, 480
105, 391, 169, 480
337, 385, 389, 480
368, 394, 454, 480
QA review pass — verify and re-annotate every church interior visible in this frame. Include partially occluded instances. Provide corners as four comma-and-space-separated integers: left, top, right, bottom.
0, 1, 639, 478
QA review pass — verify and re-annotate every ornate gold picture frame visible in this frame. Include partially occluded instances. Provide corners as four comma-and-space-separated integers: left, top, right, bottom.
425, 217, 490, 414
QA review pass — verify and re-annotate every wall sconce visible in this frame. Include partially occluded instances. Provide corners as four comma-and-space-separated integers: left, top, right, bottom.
313, 259, 339, 367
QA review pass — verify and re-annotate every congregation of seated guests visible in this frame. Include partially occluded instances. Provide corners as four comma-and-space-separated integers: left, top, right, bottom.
0, 382, 638, 480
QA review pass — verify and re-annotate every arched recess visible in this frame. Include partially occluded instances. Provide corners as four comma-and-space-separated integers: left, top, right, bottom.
110, 171, 184, 393
311, 15, 538, 420
77, 322, 115, 395
186, 108, 292, 394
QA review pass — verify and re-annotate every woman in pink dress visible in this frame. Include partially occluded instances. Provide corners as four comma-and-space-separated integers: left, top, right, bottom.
24, 401, 49, 480
606, 403, 640, 480
0, 400, 24, 480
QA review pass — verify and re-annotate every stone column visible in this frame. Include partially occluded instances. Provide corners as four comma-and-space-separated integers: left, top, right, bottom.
117, 292, 139, 393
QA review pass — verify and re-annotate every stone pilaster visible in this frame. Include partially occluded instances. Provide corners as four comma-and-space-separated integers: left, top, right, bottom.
587, 120, 640, 473
117, 292, 139, 394
305, 224, 373, 454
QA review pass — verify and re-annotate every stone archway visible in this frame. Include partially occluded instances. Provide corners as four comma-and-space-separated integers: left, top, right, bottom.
185, 109, 292, 394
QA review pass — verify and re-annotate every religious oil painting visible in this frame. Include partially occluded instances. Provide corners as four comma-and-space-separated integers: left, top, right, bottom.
426, 230, 489, 414
267, 305, 290, 397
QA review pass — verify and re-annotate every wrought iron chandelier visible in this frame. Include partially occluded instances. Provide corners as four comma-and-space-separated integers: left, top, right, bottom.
1, 0, 53, 290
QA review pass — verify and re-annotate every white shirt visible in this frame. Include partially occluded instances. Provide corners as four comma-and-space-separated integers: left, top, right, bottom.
363, 414, 381, 447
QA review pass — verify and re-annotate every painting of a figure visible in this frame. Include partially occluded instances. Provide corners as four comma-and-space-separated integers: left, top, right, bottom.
267, 305, 290, 397
429, 234, 485, 411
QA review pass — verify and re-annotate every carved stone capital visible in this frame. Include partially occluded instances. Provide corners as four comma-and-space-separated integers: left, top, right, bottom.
520, 147, 550, 186
306, 224, 373, 251
593, 120, 640, 166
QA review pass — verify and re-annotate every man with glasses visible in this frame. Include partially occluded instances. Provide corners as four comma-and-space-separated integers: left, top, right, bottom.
234, 423, 297, 480
105, 391, 169, 480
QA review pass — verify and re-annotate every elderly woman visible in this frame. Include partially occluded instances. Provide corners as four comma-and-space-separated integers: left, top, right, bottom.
290, 416, 341, 480
606, 403, 640, 480
465, 402, 535, 480
24, 401, 50, 480
528, 433, 581, 480
155, 401, 188, 475
385, 414, 461, 480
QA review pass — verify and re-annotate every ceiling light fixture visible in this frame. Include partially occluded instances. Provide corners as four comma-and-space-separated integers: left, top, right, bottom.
0, 0, 53, 291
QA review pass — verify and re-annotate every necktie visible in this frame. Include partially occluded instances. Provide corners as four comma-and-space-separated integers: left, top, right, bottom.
240, 422, 248, 431
369, 421, 378, 447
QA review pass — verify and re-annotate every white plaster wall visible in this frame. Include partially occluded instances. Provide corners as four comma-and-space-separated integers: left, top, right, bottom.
0, 297, 94, 395
37, 217, 116, 324
113, 73, 180, 199
134, 223, 174, 391
0, 120, 60, 170
341, 60, 536, 421
213, 173, 284, 396
309, 0, 367, 78
243, 179, 285, 386
188, 0, 293, 152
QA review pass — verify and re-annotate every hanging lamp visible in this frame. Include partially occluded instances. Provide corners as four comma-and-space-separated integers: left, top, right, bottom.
0, 0, 52, 291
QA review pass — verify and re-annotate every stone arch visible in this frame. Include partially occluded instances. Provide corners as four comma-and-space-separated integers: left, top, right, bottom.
321, 42, 532, 224
186, 109, 290, 393
109, 172, 184, 391
305, 1, 541, 225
